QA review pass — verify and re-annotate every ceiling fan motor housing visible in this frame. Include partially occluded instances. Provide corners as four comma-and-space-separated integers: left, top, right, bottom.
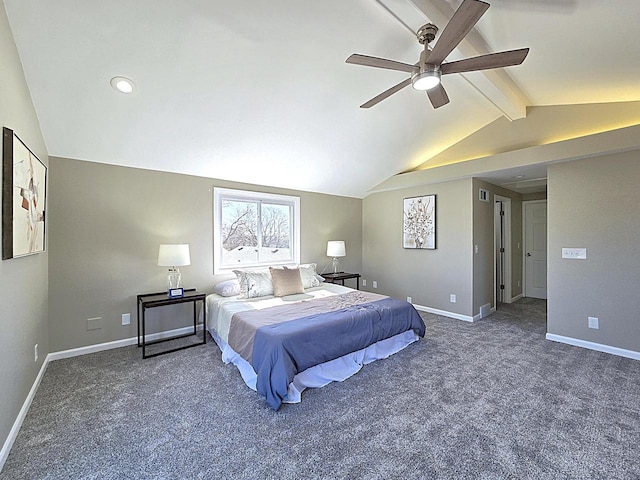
416, 24, 438, 45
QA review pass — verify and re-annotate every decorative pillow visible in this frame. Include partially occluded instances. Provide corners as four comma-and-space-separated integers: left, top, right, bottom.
270, 267, 305, 297
233, 269, 274, 298
298, 263, 321, 289
213, 279, 240, 297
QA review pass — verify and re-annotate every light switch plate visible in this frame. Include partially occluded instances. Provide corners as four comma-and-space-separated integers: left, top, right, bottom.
562, 248, 587, 259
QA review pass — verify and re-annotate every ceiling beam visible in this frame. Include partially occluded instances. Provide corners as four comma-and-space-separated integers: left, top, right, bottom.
376, 0, 531, 120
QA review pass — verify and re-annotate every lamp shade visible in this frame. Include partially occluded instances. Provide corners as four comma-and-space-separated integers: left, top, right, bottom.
158, 244, 191, 267
326, 240, 346, 257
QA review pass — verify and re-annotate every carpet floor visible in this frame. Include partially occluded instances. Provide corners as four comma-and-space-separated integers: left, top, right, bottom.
2, 298, 639, 479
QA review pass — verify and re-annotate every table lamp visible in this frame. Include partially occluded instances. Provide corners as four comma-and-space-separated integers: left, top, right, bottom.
158, 244, 191, 296
326, 240, 346, 274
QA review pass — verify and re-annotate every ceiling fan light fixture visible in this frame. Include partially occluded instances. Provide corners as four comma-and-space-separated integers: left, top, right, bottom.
411, 67, 441, 91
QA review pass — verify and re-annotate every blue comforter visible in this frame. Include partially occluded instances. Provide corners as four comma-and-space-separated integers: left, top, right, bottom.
245, 295, 425, 410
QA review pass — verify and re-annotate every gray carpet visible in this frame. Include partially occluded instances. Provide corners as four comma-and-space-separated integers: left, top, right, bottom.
2, 298, 639, 479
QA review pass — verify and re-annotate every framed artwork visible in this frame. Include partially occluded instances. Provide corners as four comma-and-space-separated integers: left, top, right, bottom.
403, 194, 436, 249
2, 127, 47, 259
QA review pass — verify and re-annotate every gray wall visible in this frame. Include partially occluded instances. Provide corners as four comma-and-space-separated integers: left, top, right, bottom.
362, 177, 523, 319
48, 157, 362, 352
547, 153, 640, 352
0, 0, 49, 458
362, 178, 474, 317
472, 179, 523, 313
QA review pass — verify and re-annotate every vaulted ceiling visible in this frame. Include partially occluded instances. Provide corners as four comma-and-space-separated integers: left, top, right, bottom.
4, 0, 640, 198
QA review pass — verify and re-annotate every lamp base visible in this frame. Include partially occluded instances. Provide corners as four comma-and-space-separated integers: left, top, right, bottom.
168, 267, 182, 290
332, 257, 340, 274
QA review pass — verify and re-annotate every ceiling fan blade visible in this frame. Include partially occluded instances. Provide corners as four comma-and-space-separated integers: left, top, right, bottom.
361, 78, 412, 108
427, 84, 450, 109
441, 48, 529, 75
346, 54, 416, 74
427, 0, 490, 66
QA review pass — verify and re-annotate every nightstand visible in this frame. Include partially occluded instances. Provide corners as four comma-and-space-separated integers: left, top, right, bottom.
321, 272, 361, 290
137, 289, 206, 358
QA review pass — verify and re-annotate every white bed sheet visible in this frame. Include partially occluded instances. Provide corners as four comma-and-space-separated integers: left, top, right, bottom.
206, 283, 420, 404
207, 282, 353, 344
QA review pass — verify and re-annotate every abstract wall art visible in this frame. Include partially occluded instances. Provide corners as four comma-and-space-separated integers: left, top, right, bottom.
2, 127, 47, 259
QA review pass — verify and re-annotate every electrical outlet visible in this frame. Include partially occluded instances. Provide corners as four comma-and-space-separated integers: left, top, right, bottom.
474, 245, 478, 254
450, 294, 457, 303
588, 316, 599, 329
34, 344, 38, 362
517, 280, 521, 288
362, 279, 366, 287
407, 296, 412, 303
372, 281, 378, 289
122, 313, 131, 326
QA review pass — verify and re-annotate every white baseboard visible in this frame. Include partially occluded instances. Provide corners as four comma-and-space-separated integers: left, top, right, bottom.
1, 325, 201, 471
0, 355, 50, 471
546, 333, 640, 361
472, 306, 497, 322
510, 293, 523, 303
48, 326, 199, 361
412, 303, 475, 322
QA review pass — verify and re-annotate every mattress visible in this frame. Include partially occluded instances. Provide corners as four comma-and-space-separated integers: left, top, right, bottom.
206, 283, 425, 409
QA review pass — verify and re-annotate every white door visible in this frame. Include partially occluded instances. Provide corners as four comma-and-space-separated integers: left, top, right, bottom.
524, 201, 547, 299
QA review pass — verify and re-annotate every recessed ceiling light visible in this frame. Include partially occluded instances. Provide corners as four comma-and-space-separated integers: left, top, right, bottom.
513, 175, 525, 179
110, 76, 136, 94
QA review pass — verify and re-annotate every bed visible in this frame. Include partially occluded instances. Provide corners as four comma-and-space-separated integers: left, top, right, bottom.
207, 274, 426, 410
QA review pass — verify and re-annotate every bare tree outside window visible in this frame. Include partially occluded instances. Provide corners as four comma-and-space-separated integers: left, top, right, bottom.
221, 200, 257, 251
261, 204, 290, 249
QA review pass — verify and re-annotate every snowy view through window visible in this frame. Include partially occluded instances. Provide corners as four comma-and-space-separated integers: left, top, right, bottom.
214, 188, 300, 271
221, 200, 292, 265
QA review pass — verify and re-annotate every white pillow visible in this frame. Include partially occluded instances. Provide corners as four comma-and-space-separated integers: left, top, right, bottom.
213, 279, 240, 297
299, 263, 321, 289
233, 269, 274, 298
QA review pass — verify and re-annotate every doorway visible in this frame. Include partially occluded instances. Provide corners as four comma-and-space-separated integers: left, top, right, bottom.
494, 195, 512, 307
523, 200, 547, 299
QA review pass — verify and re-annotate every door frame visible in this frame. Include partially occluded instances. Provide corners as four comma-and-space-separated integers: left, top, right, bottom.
522, 199, 547, 298
494, 194, 512, 306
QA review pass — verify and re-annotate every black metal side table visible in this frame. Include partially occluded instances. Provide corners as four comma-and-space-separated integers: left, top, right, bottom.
137, 289, 206, 359
321, 272, 361, 290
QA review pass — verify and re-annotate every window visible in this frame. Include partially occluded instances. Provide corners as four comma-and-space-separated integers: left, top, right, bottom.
213, 187, 300, 273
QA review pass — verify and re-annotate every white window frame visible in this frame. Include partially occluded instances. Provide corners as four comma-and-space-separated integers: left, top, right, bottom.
213, 187, 300, 274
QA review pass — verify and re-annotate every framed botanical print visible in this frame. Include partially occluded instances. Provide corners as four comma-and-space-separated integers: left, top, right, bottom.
403, 194, 436, 249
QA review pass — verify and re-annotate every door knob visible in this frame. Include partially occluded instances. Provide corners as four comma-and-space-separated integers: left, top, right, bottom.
526, 253, 532, 257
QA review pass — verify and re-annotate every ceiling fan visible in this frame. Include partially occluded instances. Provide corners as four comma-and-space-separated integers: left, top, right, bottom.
346, 0, 529, 109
